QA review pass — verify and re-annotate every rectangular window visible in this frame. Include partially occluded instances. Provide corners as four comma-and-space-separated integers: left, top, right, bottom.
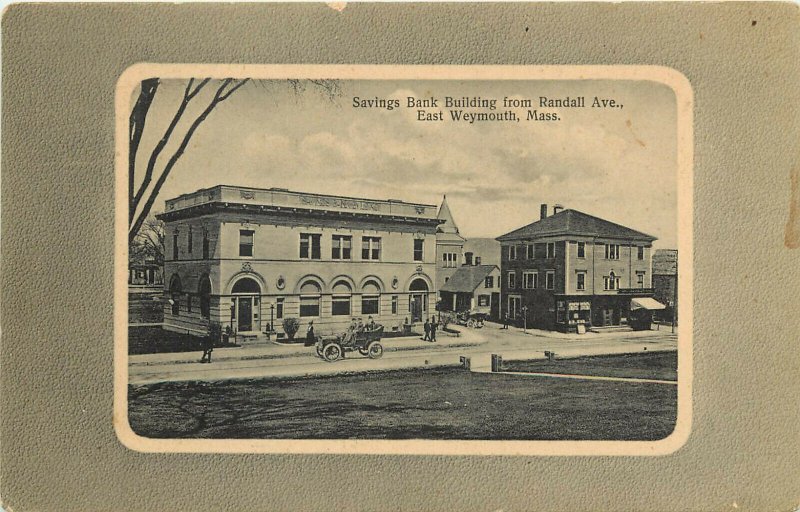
534, 243, 547, 259
442, 253, 457, 268
276, 298, 284, 319
331, 235, 352, 260
478, 295, 490, 307
332, 295, 351, 316
485, 276, 494, 289
413, 239, 424, 262
172, 233, 178, 260
638, 246, 645, 260
637, 272, 645, 288
186, 295, 192, 313
362, 295, 380, 315
362, 237, 381, 260
605, 244, 620, 260
202, 231, 210, 259
545, 270, 555, 290
507, 271, 516, 289
508, 245, 517, 260
547, 242, 555, 259
391, 295, 398, 315
300, 233, 321, 259
577, 272, 586, 291
508, 296, 521, 320
239, 230, 254, 257
523, 271, 538, 289
187, 226, 193, 254
577, 242, 585, 258
526, 244, 534, 259
299, 296, 320, 317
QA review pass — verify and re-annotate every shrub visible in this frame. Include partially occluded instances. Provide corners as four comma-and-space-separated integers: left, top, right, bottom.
439, 311, 456, 330
282, 317, 301, 339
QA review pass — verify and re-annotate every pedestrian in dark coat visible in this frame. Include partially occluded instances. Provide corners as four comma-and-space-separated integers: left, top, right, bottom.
200, 334, 214, 363
304, 320, 316, 347
502, 312, 509, 329
423, 318, 431, 341
430, 316, 438, 342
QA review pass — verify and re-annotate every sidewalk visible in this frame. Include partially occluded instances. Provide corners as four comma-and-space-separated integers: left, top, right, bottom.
128, 327, 486, 367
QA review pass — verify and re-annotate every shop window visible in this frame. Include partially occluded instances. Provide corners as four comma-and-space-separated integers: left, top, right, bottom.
545, 270, 555, 290
577, 242, 585, 258
391, 295, 398, 315
413, 239, 424, 262
638, 246, 645, 260
332, 235, 352, 260
362, 237, 381, 260
507, 271, 516, 289
239, 230, 254, 257
300, 233, 321, 260
577, 272, 586, 291
605, 244, 620, 260
547, 242, 555, 259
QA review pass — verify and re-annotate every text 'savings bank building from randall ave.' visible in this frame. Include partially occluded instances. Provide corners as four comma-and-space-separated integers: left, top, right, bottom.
157, 185, 440, 338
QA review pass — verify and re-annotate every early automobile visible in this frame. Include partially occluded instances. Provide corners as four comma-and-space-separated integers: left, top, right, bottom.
454, 309, 488, 328
315, 325, 385, 362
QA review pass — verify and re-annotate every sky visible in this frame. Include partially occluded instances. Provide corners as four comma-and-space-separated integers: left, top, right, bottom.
132, 78, 678, 249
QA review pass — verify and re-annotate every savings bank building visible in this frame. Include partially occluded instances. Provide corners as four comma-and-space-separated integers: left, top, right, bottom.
157, 185, 440, 339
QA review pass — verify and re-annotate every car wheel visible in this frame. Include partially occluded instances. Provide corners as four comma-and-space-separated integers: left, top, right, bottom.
323, 343, 342, 362
315, 345, 324, 358
367, 342, 383, 359
467, 319, 476, 328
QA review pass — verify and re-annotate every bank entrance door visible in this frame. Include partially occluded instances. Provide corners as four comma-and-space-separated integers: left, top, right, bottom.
238, 298, 253, 331
409, 278, 429, 323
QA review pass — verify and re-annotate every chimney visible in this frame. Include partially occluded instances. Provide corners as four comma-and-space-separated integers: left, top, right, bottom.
553, 204, 564, 215
540, 204, 548, 220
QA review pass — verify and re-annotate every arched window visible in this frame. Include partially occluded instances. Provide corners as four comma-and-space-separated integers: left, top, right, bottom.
169, 274, 182, 316
604, 271, 619, 291
299, 281, 321, 317
361, 280, 381, 315
232, 277, 261, 294
409, 278, 429, 292
331, 281, 352, 316
199, 276, 212, 319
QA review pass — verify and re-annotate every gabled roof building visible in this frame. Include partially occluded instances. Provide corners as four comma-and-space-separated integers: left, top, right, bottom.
496, 204, 662, 332
435, 195, 467, 291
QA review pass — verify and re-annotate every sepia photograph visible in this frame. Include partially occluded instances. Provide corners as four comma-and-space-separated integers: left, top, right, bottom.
116, 65, 692, 454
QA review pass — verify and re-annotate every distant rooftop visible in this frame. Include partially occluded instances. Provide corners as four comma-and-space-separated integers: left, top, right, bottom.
440, 265, 499, 293
496, 209, 656, 243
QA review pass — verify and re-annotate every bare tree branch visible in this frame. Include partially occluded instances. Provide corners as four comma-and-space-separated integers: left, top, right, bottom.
128, 78, 159, 222
129, 79, 250, 243
130, 78, 211, 222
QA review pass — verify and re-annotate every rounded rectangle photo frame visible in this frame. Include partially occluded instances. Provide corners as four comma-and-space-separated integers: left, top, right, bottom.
115, 64, 693, 456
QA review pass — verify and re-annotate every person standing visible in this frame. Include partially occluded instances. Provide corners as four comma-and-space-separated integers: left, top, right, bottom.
430, 315, 438, 342
304, 320, 316, 347
200, 333, 214, 363
423, 318, 431, 341
502, 312, 509, 329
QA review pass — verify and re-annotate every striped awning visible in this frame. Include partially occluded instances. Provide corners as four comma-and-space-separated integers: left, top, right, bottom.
631, 297, 667, 310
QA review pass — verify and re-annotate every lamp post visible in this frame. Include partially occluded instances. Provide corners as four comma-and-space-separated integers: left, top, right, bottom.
269, 303, 275, 340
